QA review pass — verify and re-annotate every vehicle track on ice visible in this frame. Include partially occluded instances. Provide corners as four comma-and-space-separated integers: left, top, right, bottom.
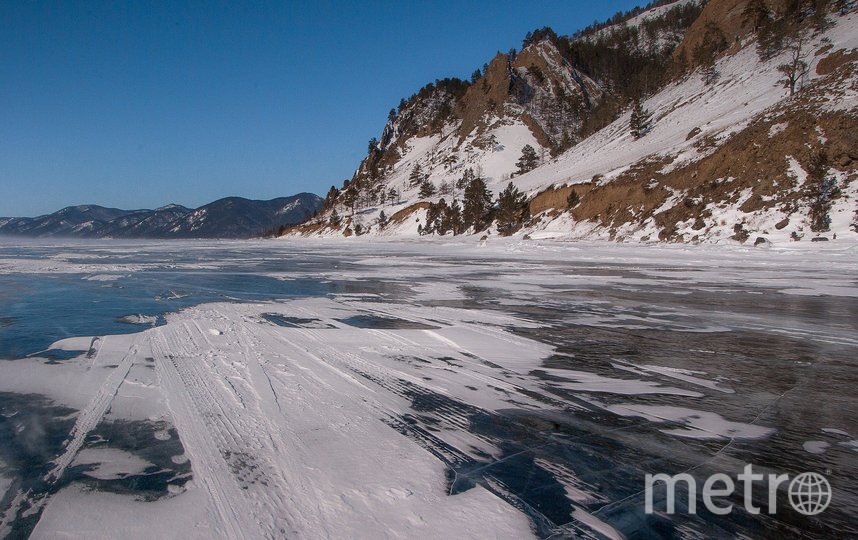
0, 336, 143, 536
46, 338, 137, 482
151, 313, 348, 539
152, 321, 305, 539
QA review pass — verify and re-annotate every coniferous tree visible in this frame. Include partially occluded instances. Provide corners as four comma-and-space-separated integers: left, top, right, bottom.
462, 176, 494, 232
409, 164, 423, 187
757, 10, 796, 60
387, 187, 399, 205
341, 186, 358, 215
323, 186, 340, 210
567, 190, 581, 209
811, 0, 832, 32
423, 199, 448, 235
807, 151, 839, 232
444, 200, 464, 235
457, 168, 475, 191
701, 59, 719, 85
419, 179, 437, 199
367, 138, 379, 154
516, 145, 540, 175
743, 0, 770, 33
693, 23, 727, 65
439, 180, 453, 195
329, 209, 341, 227
377, 210, 388, 228
630, 99, 653, 139
495, 182, 530, 235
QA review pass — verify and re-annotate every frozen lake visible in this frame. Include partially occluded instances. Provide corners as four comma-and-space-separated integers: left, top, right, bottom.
0, 238, 857, 539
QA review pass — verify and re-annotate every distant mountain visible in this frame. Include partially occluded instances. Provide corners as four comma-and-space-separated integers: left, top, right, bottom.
160, 196, 321, 238
0, 194, 322, 239
98, 204, 194, 238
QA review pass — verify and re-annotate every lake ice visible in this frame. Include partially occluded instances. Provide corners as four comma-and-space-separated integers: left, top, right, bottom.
0, 238, 856, 538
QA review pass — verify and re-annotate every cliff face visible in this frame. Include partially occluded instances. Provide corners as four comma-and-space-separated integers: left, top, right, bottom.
362, 38, 605, 180
292, 0, 858, 246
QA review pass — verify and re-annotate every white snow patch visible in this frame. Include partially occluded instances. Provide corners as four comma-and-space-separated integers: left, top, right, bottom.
802, 440, 830, 454
605, 403, 775, 440
71, 448, 154, 481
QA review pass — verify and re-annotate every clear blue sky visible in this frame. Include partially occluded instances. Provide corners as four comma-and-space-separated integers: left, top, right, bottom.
0, 1, 642, 217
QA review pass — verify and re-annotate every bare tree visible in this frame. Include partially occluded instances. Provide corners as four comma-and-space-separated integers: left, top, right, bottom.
778, 35, 808, 96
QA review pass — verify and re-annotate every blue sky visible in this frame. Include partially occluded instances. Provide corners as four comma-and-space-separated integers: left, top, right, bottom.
0, 1, 643, 217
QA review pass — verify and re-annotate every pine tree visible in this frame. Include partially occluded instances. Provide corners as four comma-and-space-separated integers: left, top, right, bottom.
457, 168, 474, 191
811, 0, 832, 32
757, 11, 793, 60
387, 187, 399, 205
423, 199, 448, 235
444, 200, 464, 235
341, 186, 358, 215
329, 209, 341, 226
367, 138, 379, 154
462, 176, 494, 232
323, 186, 340, 209
409, 164, 423, 187
567, 190, 581, 209
495, 182, 530, 235
419, 179, 436, 199
701, 59, 719, 85
630, 99, 653, 139
439, 180, 453, 195
516, 145, 539, 175
377, 210, 388, 228
742, 0, 770, 33
807, 151, 838, 232
692, 23, 727, 72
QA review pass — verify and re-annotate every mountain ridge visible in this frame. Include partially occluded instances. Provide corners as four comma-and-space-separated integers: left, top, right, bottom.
0, 194, 323, 239
285, 0, 858, 245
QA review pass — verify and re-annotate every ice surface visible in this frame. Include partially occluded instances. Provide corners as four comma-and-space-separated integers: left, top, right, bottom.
0, 238, 856, 538
605, 403, 775, 440
71, 448, 155, 480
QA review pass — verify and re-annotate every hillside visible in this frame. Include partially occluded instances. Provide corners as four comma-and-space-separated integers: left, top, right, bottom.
286, 0, 858, 246
0, 194, 322, 239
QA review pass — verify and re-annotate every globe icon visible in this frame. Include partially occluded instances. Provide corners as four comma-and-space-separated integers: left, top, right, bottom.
788, 472, 831, 516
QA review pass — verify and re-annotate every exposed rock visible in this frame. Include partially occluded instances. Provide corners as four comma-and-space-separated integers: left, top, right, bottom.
817, 49, 858, 76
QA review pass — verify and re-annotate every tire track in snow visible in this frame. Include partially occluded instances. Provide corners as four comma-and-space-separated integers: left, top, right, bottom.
152, 318, 308, 538
2, 337, 142, 538
46, 337, 137, 483
152, 326, 254, 539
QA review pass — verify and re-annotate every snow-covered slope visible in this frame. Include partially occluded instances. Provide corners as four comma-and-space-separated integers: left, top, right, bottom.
289, 1, 858, 246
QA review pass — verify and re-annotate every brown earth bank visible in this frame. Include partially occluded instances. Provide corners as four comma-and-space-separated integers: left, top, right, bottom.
553, 56, 857, 241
